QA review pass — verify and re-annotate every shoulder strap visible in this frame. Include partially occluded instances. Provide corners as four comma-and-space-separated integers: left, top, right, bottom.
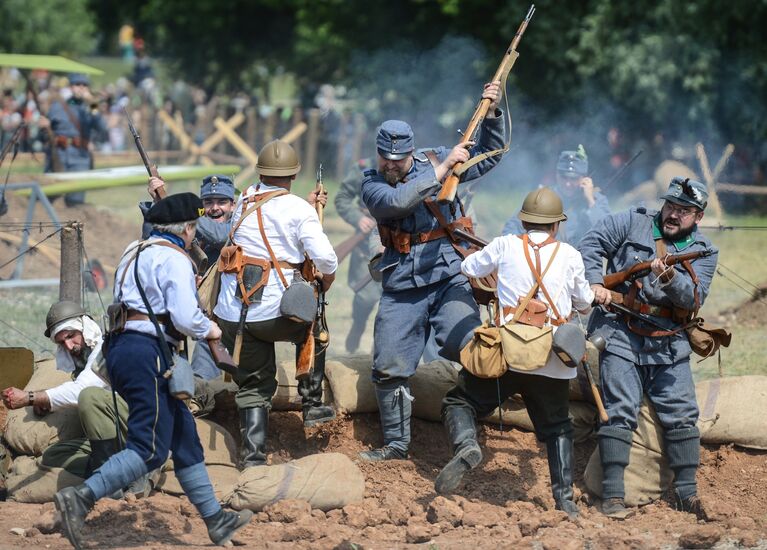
229, 189, 289, 242
116, 239, 193, 298
132, 244, 175, 368
256, 206, 289, 289
520, 233, 563, 322
59, 100, 84, 138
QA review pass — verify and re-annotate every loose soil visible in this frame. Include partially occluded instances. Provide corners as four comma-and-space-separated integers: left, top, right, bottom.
0, 410, 765, 549
728, 286, 767, 328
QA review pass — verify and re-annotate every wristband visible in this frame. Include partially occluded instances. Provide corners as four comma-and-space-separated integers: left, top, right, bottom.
28, 391, 35, 406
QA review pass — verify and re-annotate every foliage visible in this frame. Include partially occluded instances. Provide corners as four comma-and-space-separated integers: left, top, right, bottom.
0, 0, 96, 57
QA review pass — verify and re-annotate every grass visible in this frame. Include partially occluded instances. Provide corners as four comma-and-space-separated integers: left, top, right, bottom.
1, 178, 765, 381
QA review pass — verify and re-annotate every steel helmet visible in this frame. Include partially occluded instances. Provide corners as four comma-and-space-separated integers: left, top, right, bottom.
44, 301, 86, 338
518, 187, 568, 224
256, 140, 301, 177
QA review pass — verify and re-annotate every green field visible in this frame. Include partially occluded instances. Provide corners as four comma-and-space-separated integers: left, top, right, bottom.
1, 177, 765, 383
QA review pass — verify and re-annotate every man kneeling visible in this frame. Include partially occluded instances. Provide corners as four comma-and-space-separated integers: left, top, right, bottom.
435, 187, 593, 518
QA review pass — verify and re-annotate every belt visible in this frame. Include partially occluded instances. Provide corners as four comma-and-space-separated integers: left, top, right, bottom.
54, 135, 87, 149
500, 305, 568, 326
126, 310, 171, 324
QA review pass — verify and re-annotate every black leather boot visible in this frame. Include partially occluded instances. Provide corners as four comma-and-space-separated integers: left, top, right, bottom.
54, 484, 96, 550
239, 407, 268, 468
204, 508, 254, 546
546, 433, 579, 519
297, 353, 336, 428
358, 446, 409, 461
434, 406, 483, 494
358, 383, 412, 461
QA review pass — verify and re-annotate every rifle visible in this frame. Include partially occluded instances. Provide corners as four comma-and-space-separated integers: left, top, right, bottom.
334, 232, 367, 264
436, 4, 535, 204
124, 108, 209, 274
602, 250, 712, 289
599, 149, 643, 191
296, 165, 330, 380
453, 227, 489, 249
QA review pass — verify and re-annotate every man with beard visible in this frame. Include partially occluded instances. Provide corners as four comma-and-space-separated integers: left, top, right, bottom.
358, 81, 505, 461
579, 177, 718, 519
38, 73, 106, 206
503, 146, 610, 245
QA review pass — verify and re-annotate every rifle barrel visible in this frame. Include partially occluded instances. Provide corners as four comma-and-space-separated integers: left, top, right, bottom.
453, 228, 488, 248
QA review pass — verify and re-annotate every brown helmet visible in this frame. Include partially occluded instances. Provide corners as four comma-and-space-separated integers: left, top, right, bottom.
256, 140, 301, 177
518, 187, 568, 224
44, 300, 86, 338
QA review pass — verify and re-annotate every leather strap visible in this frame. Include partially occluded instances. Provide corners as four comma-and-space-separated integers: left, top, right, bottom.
117, 239, 193, 298
518, 233, 563, 323
501, 305, 568, 326
256, 206, 290, 289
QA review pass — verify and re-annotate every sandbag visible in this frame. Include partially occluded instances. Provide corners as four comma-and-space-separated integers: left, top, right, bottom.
583, 398, 672, 506
157, 464, 240, 500
4, 359, 85, 456
325, 356, 459, 421
273, 360, 333, 411
696, 376, 767, 450
6, 455, 83, 503
223, 452, 364, 512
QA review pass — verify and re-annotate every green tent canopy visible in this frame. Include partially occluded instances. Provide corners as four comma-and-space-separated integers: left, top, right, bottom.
0, 54, 104, 75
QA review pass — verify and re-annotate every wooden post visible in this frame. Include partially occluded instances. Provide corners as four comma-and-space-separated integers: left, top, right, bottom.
335, 111, 350, 180
263, 110, 276, 144
246, 107, 257, 152
305, 108, 321, 179
291, 108, 303, 159
59, 222, 83, 304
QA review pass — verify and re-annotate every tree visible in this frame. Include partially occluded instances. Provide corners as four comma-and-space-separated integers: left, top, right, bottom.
0, 0, 96, 57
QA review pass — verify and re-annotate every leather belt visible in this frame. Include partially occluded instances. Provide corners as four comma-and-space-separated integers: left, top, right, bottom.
54, 135, 87, 149
126, 310, 171, 324
500, 305, 568, 326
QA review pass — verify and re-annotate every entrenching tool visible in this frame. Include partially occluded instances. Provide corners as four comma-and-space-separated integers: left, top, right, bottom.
232, 264, 264, 365
584, 335, 608, 423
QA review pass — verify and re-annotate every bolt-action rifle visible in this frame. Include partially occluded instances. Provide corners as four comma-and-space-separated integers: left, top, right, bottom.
602, 250, 713, 289
436, 4, 535, 204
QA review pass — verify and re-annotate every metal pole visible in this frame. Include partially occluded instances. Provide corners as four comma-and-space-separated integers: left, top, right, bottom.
59, 222, 83, 303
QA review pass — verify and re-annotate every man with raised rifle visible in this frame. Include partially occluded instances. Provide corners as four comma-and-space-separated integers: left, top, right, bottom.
358, 80, 505, 461
213, 140, 337, 469
503, 146, 610, 245
580, 176, 718, 519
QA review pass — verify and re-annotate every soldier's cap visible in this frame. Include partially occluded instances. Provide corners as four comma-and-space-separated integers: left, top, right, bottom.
200, 175, 235, 200
376, 120, 415, 161
661, 177, 708, 210
68, 73, 90, 86
145, 192, 204, 224
556, 147, 588, 177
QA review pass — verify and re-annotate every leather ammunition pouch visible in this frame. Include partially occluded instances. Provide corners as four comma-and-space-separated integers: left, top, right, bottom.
106, 302, 128, 335
54, 135, 87, 149
378, 220, 471, 254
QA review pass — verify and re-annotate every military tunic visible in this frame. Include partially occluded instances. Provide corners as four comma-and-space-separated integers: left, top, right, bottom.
361, 114, 505, 383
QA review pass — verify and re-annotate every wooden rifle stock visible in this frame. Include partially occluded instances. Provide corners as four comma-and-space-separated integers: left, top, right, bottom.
602, 250, 712, 289
436, 4, 535, 204
452, 227, 488, 249
208, 338, 238, 377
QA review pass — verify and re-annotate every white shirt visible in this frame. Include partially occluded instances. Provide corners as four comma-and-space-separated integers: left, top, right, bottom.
46, 345, 109, 411
214, 183, 338, 323
115, 238, 211, 341
461, 230, 594, 379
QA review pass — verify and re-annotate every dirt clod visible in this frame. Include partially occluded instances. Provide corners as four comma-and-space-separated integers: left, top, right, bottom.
677, 524, 724, 549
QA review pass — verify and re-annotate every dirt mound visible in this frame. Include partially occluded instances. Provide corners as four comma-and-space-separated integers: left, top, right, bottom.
729, 286, 767, 327
0, 411, 765, 549
0, 192, 141, 280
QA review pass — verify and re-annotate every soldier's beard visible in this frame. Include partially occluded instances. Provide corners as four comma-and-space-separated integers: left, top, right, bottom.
382, 167, 406, 184
660, 213, 695, 240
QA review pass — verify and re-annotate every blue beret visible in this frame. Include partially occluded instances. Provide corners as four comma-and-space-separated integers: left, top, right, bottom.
661, 177, 708, 210
556, 150, 588, 176
376, 120, 414, 160
145, 192, 204, 224
68, 73, 90, 86
200, 175, 235, 200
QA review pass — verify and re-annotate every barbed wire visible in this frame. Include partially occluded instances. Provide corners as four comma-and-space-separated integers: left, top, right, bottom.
0, 317, 53, 356
0, 226, 63, 271
716, 263, 767, 307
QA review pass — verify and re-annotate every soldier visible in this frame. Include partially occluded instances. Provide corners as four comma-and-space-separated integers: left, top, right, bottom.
359, 81, 505, 461
503, 147, 610, 245
334, 157, 381, 352
213, 140, 338, 467
53, 193, 252, 548
38, 73, 106, 206
435, 188, 593, 518
580, 177, 718, 519
2, 302, 129, 477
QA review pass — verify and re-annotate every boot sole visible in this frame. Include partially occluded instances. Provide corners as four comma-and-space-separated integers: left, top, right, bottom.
303, 412, 336, 428
54, 492, 85, 550
212, 509, 254, 547
435, 448, 482, 494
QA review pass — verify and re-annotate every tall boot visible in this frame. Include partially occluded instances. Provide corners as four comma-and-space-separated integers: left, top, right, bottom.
359, 382, 411, 461
598, 426, 634, 519
297, 350, 336, 428
239, 407, 268, 468
545, 433, 578, 519
665, 427, 705, 519
434, 406, 483, 494
54, 484, 96, 550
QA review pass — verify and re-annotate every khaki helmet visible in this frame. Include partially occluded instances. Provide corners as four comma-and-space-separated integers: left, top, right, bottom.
256, 140, 301, 177
518, 187, 568, 224
44, 301, 86, 338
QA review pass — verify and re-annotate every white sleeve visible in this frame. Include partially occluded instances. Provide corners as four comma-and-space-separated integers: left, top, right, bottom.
461, 237, 501, 278
570, 251, 595, 313
297, 207, 338, 275
162, 253, 211, 340
45, 361, 109, 411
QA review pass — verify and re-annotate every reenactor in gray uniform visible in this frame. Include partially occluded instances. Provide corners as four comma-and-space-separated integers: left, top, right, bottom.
39, 73, 106, 206
334, 158, 381, 352
503, 147, 610, 245
359, 81, 505, 461
580, 177, 718, 519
